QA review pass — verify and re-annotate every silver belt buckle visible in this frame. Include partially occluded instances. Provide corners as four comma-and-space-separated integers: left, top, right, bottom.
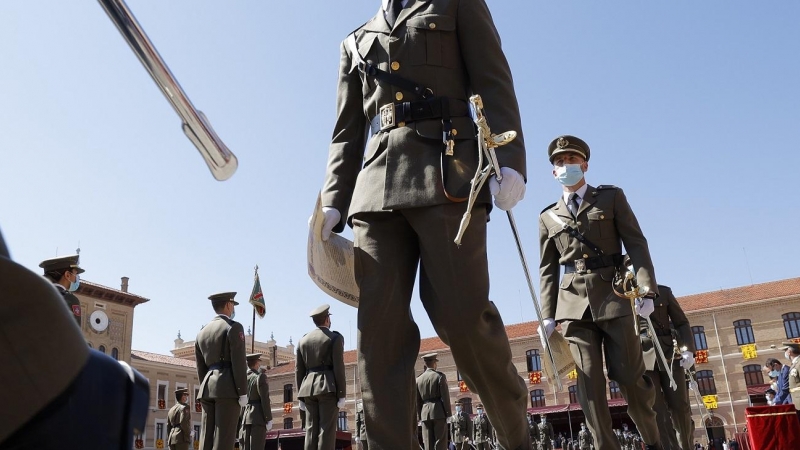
379, 103, 395, 131
574, 258, 586, 274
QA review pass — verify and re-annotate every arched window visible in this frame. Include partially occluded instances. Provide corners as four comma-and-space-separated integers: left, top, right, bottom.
98, 345, 106, 354
783, 312, 800, 339
609, 380, 623, 399
111, 347, 119, 360
696, 370, 717, 396
283, 384, 293, 403
692, 326, 708, 350
743, 364, 764, 386
530, 389, 546, 408
526, 349, 542, 372
705, 415, 724, 428
734, 319, 755, 345
568, 385, 578, 404
283, 417, 293, 429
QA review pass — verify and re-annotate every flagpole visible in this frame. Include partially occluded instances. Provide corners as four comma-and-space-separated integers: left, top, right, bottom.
251, 265, 258, 354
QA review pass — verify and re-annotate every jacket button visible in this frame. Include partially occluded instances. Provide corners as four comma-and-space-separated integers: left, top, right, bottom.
586, 270, 592, 274
429, 23, 437, 29
583, 254, 589, 259
600, 215, 605, 219
395, 92, 404, 101
391, 61, 400, 71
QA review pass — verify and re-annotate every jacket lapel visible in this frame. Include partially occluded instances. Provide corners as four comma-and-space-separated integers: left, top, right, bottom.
576, 185, 597, 217
393, 0, 430, 32
362, 7, 391, 34
552, 197, 573, 222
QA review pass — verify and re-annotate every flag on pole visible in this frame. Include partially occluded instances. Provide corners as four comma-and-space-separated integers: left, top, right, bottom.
250, 270, 266, 318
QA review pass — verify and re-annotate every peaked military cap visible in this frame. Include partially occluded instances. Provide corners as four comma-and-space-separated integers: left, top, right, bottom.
175, 387, 189, 395
455, 398, 467, 404
781, 341, 800, 352
246, 353, 262, 361
39, 254, 84, 274
421, 353, 438, 362
548, 135, 590, 163
309, 304, 331, 318
208, 292, 238, 305
476, 403, 484, 408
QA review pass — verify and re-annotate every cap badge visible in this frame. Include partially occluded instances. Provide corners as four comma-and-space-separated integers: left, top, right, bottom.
556, 137, 569, 149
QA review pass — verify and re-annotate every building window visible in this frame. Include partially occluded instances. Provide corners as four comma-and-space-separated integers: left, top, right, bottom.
157, 381, 168, 409
568, 385, 578, 404
338, 411, 348, 431
461, 397, 473, 415
530, 389, 546, 408
734, 319, 755, 345
743, 364, 764, 386
283, 417, 293, 429
692, 326, 708, 351
457, 370, 463, 381
526, 349, 542, 372
111, 347, 119, 360
155, 420, 165, 444
609, 381, 623, 399
283, 384, 293, 403
696, 370, 717, 396
193, 425, 200, 443
783, 313, 800, 339
98, 345, 106, 354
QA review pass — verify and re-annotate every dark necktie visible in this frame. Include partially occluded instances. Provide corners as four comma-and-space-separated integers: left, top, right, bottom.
386, 0, 404, 28
568, 193, 580, 218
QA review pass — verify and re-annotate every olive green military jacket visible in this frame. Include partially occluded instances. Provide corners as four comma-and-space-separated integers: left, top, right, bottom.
53, 284, 82, 327
789, 357, 800, 410
538, 421, 553, 440
639, 285, 695, 371
322, 0, 526, 231
167, 402, 191, 444
472, 413, 492, 443
416, 368, 451, 420
539, 185, 658, 322
450, 410, 472, 443
242, 369, 272, 426
295, 327, 346, 399
578, 429, 592, 449
195, 316, 248, 399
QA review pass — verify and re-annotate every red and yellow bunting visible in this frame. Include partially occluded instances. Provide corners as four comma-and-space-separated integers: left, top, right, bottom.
702, 395, 718, 410
695, 350, 709, 364
459, 380, 469, 393
158, 398, 166, 410
156, 439, 165, 449
283, 402, 293, 414
529, 371, 542, 385
740, 344, 758, 360
567, 369, 578, 380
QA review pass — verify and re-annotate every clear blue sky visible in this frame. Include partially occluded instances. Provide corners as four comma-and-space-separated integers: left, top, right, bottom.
1, 1, 798, 355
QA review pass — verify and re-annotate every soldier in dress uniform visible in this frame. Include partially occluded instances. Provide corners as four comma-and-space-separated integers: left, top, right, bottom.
240, 353, 273, 450
578, 423, 592, 450
296, 304, 346, 450
450, 398, 472, 450
417, 353, 452, 450
782, 341, 800, 420
195, 292, 248, 450
356, 399, 369, 450
39, 254, 84, 327
473, 403, 493, 450
538, 415, 553, 450
168, 388, 193, 450
638, 284, 695, 450
538, 136, 662, 450
318, 1, 529, 449
527, 413, 539, 450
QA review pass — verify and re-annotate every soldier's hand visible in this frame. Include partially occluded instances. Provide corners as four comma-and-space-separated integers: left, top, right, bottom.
680, 351, 694, 370
688, 380, 698, 391
238, 395, 248, 407
539, 318, 556, 339
489, 167, 525, 211
321, 207, 341, 241
337, 397, 346, 409
299, 400, 307, 411
634, 298, 654, 318
266, 420, 273, 431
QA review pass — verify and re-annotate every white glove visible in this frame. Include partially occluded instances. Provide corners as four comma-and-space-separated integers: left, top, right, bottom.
238, 395, 248, 407
190, 430, 195, 438
489, 167, 525, 211
266, 420, 273, 431
635, 297, 654, 318
688, 380, 698, 391
539, 318, 556, 339
299, 400, 306, 411
321, 207, 341, 241
680, 351, 694, 370
337, 398, 346, 409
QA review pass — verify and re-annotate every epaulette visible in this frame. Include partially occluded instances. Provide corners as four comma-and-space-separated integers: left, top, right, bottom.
595, 185, 618, 190
540, 202, 557, 215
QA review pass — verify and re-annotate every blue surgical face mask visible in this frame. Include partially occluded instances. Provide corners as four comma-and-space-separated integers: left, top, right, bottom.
230, 309, 236, 320
769, 370, 780, 378
554, 164, 584, 187
68, 273, 80, 292
455, 406, 462, 413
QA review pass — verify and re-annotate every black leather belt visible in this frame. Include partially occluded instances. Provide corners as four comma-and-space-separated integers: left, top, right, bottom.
208, 361, 232, 371
307, 365, 333, 373
563, 254, 620, 274
369, 97, 467, 135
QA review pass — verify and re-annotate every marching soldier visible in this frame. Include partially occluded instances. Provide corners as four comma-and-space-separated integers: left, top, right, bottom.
356, 400, 368, 450
538, 136, 661, 450
417, 353, 452, 450
473, 403, 493, 450
638, 284, 695, 450
318, 0, 530, 448
167, 388, 193, 450
578, 423, 592, 450
538, 415, 553, 450
241, 353, 273, 450
296, 304, 346, 450
451, 398, 473, 450
782, 341, 800, 420
195, 292, 248, 450
39, 254, 84, 327
527, 413, 540, 450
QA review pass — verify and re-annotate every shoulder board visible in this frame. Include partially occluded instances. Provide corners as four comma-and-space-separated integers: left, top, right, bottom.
595, 185, 618, 190
333, 331, 342, 337
540, 202, 557, 215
